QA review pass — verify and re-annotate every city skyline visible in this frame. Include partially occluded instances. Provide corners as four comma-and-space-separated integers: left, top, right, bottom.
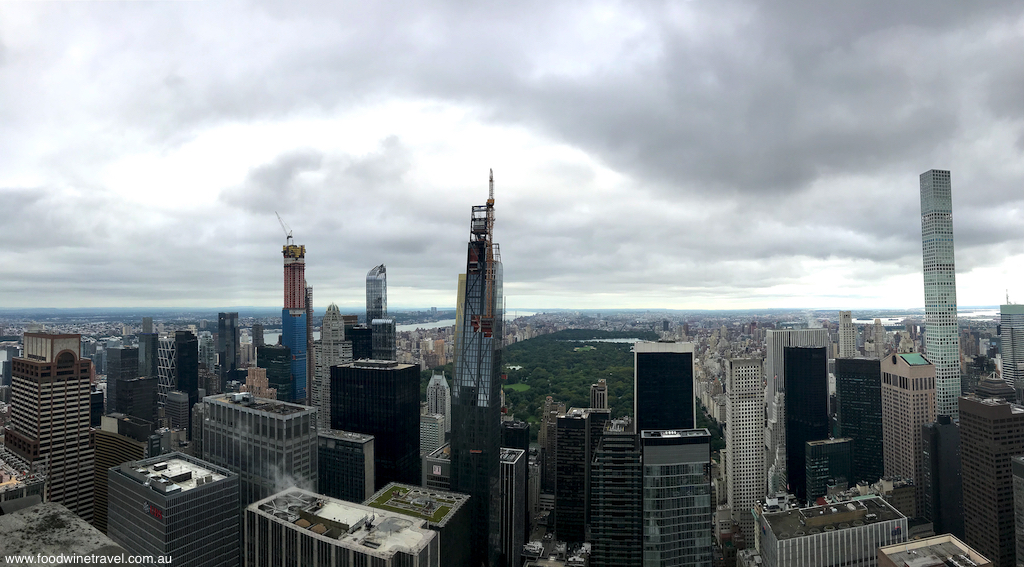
1, 2, 1022, 311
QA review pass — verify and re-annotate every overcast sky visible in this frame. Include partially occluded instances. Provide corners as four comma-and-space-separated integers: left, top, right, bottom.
1, 1, 1022, 311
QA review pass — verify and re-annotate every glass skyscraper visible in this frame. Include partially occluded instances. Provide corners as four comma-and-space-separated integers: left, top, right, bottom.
366, 264, 387, 323
281, 238, 307, 403
1001, 304, 1024, 402
450, 172, 503, 567
920, 169, 961, 417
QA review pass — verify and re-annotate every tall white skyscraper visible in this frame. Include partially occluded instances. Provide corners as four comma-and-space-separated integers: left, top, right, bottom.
839, 311, 856, 358
313, 303, 351, 430
1001, 304, 1024, 401
426, 371, 452, 434
764, 328, 830, 493
920, 169, 961, 417
726, 358, 765, 540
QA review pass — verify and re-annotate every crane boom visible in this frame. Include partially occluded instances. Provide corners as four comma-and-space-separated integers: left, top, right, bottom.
276, 212, 293, 244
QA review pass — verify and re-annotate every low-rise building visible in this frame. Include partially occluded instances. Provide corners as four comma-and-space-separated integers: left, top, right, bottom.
877, 534, 992, 567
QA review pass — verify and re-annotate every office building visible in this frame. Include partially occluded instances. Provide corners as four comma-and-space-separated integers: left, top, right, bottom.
881, 353, 936, 514
106, 347, 139, 415
501, 419, 529, 453
198, 330, 216, 372
371, 318, 397, 362
539, 396, 565, 493
920, 169, 961, 417
349, 326, 372, 360
423, 443, 451, 491
590, 378, 608, 410
317, 429, 374, 503
201, 392, 317, 506
365, 483, 471, 567
108, 453, 239, 566
426, 371, 452, 435
420, 413, 445, 457
835, 357, 883, 484
217, 312, 240, 381
725, 357, 764, 539
281, 234, 308, 404
804, 437, 853, 502
92, 413, 153, 534
142, 317, 153, 334
166, 390, 190, 431
313, 303, 351, 430
3, 333, 95, 521
91, 388, 104, 426
764, 329, 831, 485
634, 341, 695, 432
256, 344, 290, 401
138, 332, 158, 379
449, 173, 504, 567
838, 310, 856, 358
157, 335, 175, 406
554, 407, 609, 544
240, 367, 277, 399
641, 429, 712, 567
251, 323, 264, 348
245, 488, 439, 567
500, 448, 526, 567
589, 419, 642, 567
922, 414, 964, 538
330, 360, 419, 488
960, 395, 1024, 567
977, 375, 1016, 402
115, 376, 158, 425
1014, 456, 1024, 567
878, 534, 992, 567
756, 496, 906, 567
783, 347, 829, 503
1001, 304, 1024, 402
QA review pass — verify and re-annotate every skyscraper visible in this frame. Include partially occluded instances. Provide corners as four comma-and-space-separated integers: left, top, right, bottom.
106, 347, 139, 416
281, 233, 308, 403
1001, 304, 1024, 402
726, 358, 764, 539
499, 447, 526, 567
92, 413, 152, 534
783, 347, 829, 503
174, 330, 199, 439
835, 357, 883, 484
450, 171, 503, 567
366, 264, 387, 323
257, 343, 291, 401
641, 429, 712, 567
920, 169, 961, 417
3, 334, 95, 521
137, 332, 158, 379
371, 318, 397, 361
881, 353, 937, 516
217, 312, 240, 381
763, 328, 830, 493
960, 395, 1024, 567
922, 415, 964, 538
590, 378, 609, 410
838, 311, 856, 358
804, 437, 853, 502
634, 341, 695, 432
314, 303, 352, 429
589, 420, 642, 567
330, 360, 421, 489
426, 371, 452, 435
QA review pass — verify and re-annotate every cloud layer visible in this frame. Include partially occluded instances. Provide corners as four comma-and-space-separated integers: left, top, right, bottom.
1, 1, 1022, 309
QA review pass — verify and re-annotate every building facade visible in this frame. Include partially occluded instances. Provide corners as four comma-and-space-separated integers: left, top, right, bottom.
783, 347, 829, 504
217, 312, 240, 381
420, 413, 445, 457
589, 420, 642, 567
634, 341, 695, 432
835, 357, 883, 484
106, 347, 139, 416
200, 392, 317, 506
1001, 304, 1024, 402
838, 311, 856, 358
920, 169, 961, 417
500, 448, 526, 567
960, 395, 1024, 567
725, 358, 764, 539
313, 303, 351, 430
281, 237, 308, 404
881, 352, 936, 514
922, 414, 964, 538
317, 429, 374, 503
92, 413, 153, 533
108, 453, 239, 566
3, 333, 95, 521
425, 371, 452, 435
804, 437, 853, 502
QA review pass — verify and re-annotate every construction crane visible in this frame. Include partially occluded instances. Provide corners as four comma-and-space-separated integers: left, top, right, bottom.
276, 212, 293, 245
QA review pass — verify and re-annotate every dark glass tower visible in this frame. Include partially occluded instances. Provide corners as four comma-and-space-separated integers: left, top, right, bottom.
137, 333, 158, 379
217, 312, 240, 380
116, 376, 158, 425
835, 357, 883, 484
784, 346, 829, 503
106, 347, 138, 416
174, 331, 199, 439
257, 344, 292, 401
330, 361, 420, 489
451, 172, 503, 567
634, 341, 695, 432
922, 415, 964, 538
590, 421, 642, 567
366, 264, 387, 323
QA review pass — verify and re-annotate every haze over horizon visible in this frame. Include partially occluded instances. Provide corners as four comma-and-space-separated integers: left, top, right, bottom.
1, 2, 1022, 311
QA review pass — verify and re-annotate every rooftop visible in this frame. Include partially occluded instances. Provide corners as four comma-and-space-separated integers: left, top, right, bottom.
425, 443, 450, 462
319, 429, 374, 444
500, 447, 525, 463
763, 496, 904, 540
114, 453, 232, 495
206, 392, 313, 415
807, 437, 853, 447
0, 447, 45, 496
251, 489, 435, 558
898, 353, 931, 366
365, 482, 469, 526
0, 502, 127, 560
879, 534, 991, 567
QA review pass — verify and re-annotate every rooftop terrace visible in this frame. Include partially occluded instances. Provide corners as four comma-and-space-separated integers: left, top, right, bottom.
764, 496, 904, 540
365, 482, 469, 526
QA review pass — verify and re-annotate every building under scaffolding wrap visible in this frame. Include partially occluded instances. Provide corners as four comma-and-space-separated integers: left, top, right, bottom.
451, 170, 504, 567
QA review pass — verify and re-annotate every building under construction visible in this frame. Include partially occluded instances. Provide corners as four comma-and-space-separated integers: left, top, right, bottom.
279, 215, 308, 403
450, 171, 504, 567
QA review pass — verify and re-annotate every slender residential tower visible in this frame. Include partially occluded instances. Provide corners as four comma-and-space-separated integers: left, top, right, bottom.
281, 230, 308, 403
366, 264, 387, 323
450, 170, 503, 567
920, 169, 961, 417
